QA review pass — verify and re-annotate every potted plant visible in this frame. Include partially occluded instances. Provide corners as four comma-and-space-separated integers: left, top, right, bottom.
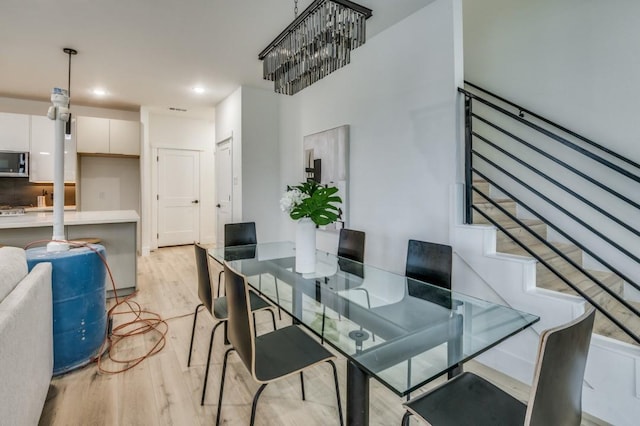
280, 181, 342, 272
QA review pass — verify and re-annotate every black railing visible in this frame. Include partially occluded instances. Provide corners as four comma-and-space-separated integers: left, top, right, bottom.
460, 82, 640, 345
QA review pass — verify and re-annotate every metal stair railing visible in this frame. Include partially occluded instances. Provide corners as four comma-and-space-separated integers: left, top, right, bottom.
459, 82, 640, 345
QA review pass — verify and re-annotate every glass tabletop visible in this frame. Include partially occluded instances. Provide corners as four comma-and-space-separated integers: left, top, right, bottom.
209, 241, 539, 396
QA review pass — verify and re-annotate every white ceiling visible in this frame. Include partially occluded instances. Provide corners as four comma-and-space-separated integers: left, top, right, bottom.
0, 0, 433, 117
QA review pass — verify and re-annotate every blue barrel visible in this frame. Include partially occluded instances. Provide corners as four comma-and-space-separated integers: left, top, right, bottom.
27, 245, 107, 376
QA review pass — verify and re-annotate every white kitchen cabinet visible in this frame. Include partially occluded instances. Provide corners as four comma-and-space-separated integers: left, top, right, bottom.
0, 112, 30, 152
76, 116, 140, 156
76, 116, 109, 154
29, 115, 76, 183
110, 119, 140, 156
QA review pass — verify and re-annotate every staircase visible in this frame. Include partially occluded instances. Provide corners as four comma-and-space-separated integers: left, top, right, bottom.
455, 82, 640, 424
473, 179, 640, 345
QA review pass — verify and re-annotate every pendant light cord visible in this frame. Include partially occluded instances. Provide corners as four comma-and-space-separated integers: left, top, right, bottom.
62, 48, 77, 134
67, 51, 72, 106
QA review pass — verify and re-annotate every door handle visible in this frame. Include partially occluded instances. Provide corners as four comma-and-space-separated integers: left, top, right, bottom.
216, 204, 221, 208
192, 200, 199, 204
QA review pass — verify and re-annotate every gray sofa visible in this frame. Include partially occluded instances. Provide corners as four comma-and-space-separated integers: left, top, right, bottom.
0, 246, 53, 426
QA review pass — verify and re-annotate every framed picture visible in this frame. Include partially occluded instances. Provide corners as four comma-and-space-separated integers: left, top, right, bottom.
303, 125, 349, 231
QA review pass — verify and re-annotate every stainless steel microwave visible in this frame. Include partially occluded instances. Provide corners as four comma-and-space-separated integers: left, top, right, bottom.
0, 151, 29, 177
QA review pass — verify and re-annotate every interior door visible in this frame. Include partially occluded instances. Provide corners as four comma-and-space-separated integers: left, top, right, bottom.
216, 139, 232, 246
158, 148, 200, 247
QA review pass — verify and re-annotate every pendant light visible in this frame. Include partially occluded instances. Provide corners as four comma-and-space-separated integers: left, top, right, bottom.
63, 47, 77, 138
259, 0, 372, 95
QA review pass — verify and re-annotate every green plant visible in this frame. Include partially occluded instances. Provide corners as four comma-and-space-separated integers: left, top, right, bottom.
280, 180, 342, 226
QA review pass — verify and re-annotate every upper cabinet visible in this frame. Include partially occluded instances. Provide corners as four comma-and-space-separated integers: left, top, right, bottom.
110, 120, 140, 156
29, 115, 77, 183
76, 116, 140, 156
0, 112, 30, 152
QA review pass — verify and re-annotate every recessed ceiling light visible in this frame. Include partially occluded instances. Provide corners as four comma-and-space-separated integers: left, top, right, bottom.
92, 88, 107, 96
193, 86, 205, 94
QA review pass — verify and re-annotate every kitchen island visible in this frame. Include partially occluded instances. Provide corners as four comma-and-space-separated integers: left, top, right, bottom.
0, 210, 139, 297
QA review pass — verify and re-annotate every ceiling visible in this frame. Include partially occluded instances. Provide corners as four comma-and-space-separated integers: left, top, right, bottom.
0, 0, 433, 118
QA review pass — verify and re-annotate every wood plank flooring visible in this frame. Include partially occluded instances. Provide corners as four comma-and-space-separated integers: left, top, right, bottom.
39, 245, 607, 426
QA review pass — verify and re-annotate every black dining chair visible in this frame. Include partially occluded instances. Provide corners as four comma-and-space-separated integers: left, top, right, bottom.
215, 222, 258, 297
405, 239, 452, 289
216, 222, 283, 319
316, 228, 367, 343
401, 307, 596, 426
337, 228, 365, 262
216, 263, 344, 426
187, 243, 277, 405
382, 240, 454, 396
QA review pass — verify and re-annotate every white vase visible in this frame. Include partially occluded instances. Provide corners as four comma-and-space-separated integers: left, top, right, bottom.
295, 217, 316, 273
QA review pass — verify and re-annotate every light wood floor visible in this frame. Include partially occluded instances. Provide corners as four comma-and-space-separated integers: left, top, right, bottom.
39, 245, 608, 426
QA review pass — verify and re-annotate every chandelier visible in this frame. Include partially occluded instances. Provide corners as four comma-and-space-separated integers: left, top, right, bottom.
259, 0, 373, 95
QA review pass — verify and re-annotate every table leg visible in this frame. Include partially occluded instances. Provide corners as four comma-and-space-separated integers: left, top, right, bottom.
347, 360, 369, 426
447, 313, 464, 379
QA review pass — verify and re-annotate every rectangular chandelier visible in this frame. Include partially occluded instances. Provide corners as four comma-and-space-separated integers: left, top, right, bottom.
259, 0, 373, 96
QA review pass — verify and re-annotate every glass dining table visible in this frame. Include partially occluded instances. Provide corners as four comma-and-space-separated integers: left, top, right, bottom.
209, 241, 539, 426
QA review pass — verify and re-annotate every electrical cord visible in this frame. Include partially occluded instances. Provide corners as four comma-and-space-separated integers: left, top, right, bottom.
23, 239, 194, 375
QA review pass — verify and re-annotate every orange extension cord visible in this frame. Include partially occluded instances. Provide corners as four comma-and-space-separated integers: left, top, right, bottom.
24, 239, 192, 375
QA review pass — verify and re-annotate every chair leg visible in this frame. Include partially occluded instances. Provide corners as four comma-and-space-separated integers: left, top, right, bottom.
401, 411, 412, 426
217, 270, 223, 298
406, 358, 412, 401
269, 309, 277, 331
249, 383, 268, 426
328, 360, 344, 426
215, 348, 235, 426
300, 372, 306, 400
201, 321, 224, 406
274, 277, 282, 320
223, 321, 230, 345
321, 305, 327, 344
352, 288, 373, 340
187, 303, 204, 367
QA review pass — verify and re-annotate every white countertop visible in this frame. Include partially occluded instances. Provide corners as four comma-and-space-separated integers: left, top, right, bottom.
24, 205, 77, 213
0, 210, 139, 229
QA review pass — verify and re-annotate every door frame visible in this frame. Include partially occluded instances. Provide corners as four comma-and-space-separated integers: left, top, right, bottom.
151, 147, 202, 250
215, 136, 233, 247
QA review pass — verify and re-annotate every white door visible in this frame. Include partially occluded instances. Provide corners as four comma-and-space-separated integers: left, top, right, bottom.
216, 139, 233, 246
158, 148, 200, 247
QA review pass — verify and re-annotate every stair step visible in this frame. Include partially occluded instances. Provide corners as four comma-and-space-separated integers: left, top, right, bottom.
468, 179, 640, 346
471, 181, 492, 203
497, 241, 582, 264
593, 300, 640, 346
473, 200, 517, 224
537, 267, 624, 302
496, 221, 548, 246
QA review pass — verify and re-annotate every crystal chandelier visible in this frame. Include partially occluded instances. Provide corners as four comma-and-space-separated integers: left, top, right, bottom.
259, 0, 373, 95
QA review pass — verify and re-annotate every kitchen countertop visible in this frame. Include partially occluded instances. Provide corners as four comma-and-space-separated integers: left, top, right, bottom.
24, 205, 77, 213
0, 210, 139, 229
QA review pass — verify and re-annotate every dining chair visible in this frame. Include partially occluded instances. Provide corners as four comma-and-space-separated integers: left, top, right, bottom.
215, 222, 258, 297
187, 243, 277, 405
401, 307, 596, 426
216, 263, 344, 426
217, 222, 283, 319
405, 239, 452, 289
337, 228, 365, 262
319, 228, 369, 342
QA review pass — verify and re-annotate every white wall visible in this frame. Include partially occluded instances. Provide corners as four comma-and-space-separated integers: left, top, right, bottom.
240, 87, 281, 243
464, 0, 640, 161
215, 87, 242, 224
463, 0, 640, 281
214, 86, 282, 244
79, 156, 140, 212
277, 0, 464, 273
143, 112, 216, 252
